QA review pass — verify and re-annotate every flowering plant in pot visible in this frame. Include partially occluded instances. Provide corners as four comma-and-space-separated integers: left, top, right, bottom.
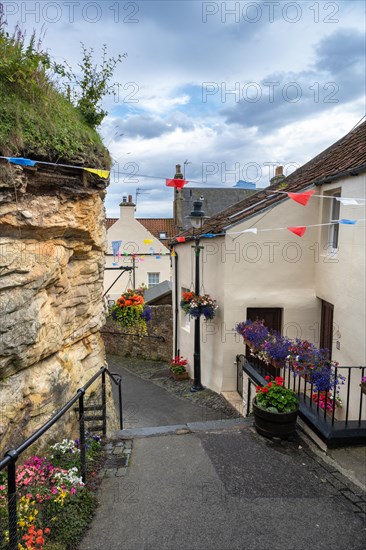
170, 356, 189, 380
360, 376, 366, 394
180, 291, 218, 320
110, 288, 152, 335
253, 376, 299, 439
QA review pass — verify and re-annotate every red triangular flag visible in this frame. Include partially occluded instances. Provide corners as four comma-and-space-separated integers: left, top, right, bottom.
176, 236, 186, 242
166, 178, 188, 190
287, 190, 315, 206
288, 226, 307, 237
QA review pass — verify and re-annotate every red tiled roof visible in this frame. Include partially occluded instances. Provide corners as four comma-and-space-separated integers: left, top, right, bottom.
173, 121, 366, 240
106, 218, 118, 230
106, 217, 176, 240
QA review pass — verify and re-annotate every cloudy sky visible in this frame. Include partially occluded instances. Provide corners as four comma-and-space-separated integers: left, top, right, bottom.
5, 0, 366, 217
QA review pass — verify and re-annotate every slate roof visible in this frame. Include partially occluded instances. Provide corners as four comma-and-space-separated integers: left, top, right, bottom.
172, 121, 366, 242
106, 217, 176, 240
176, 187, 256, 231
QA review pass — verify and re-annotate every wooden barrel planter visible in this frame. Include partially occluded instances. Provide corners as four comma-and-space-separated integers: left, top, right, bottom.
253, 399, 299, 439
170, 371, 189, 381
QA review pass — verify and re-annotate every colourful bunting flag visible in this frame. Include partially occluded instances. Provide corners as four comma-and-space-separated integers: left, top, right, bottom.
84, 168, 110, 179
287, 190, 315, 206
288, 226, 307, 237
112, 262, 118, 266
202, 233, 216, 238
242, 228, 258, 234
144, 239, 153, 244
339, 219, 357, 225
336, 198, 359, 206
176, 237, 186, 243
166, 178, 188, 190
171, 250, 176, 257
156, 256, 161, 260
8, 157, 37, 167
111, 241, 122, 256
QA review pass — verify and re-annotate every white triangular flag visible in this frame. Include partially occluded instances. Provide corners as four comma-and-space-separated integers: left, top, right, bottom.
243, 228, 258, 234
336, 198, 359, 206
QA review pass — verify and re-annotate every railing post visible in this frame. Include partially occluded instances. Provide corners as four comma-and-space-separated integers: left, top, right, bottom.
7, 459, 18, 550
78, 390, 86, 484
118, 379, 123, 430
102, 371, 107, 437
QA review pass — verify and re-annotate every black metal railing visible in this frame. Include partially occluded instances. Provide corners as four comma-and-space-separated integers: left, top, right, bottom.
0, 365, 123, 550
237, 354, 366, 447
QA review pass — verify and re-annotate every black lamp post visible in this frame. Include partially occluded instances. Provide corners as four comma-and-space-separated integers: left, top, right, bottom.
186, 199, 208, 392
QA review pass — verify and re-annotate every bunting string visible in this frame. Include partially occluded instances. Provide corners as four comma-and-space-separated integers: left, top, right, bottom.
0, 156, 110, 179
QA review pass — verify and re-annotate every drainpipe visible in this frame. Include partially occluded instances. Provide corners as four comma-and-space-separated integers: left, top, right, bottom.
174, 251, 179, 358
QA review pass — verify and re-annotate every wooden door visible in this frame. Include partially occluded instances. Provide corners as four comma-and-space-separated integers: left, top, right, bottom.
245, 308, 282, 359
320, 300, 334, 359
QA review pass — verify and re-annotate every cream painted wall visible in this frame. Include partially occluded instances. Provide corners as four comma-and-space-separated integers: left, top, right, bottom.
314, 175, 366, 419
175, 177, 366, 421
104, 204, 171, 300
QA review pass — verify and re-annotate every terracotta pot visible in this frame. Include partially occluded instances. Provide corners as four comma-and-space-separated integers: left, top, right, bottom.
253, 399, 299, 439
170, 370, 189, 381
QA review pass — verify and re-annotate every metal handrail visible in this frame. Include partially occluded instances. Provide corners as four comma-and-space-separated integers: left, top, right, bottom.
0, 365, 123, 550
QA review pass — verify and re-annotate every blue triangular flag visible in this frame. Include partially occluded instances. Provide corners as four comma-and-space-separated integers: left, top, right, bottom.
8, 157, 37, 167
112, 240, 122, 255
202, 233, 216, 238
339, 219, 357, 225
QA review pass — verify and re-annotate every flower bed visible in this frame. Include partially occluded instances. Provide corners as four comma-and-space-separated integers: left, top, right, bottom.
0, 433, 103, 550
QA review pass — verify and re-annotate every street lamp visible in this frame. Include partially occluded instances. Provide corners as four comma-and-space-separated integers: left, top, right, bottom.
186, 198, 208, 392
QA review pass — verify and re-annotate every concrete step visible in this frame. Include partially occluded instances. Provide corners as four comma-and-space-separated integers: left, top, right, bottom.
111, 417, 252, 440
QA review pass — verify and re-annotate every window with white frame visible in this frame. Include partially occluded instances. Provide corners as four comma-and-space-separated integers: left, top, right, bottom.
328, 191, 341, 251
159, 232, 167, 239
148, 273, 160, 288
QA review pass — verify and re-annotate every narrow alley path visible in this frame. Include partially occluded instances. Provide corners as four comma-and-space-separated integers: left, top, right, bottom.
80, 357, 366, 550
107, 356, 233, 428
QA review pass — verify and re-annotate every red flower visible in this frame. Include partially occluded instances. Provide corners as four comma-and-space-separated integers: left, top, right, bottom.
275, 376, 284, 386
262, 387, 269, 393
264, 375, 271, 381
255, 385, 261, 393
267, 382, 272, 388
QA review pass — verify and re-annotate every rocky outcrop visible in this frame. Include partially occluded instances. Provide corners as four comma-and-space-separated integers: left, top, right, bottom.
0, 161, 116, 453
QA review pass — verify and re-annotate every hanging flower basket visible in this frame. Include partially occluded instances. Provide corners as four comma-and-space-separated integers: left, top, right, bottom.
180, 291, 218, 320
109, 288, 152, 336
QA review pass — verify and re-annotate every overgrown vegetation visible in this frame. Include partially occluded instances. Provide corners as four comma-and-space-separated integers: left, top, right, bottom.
0, 3, 124, 165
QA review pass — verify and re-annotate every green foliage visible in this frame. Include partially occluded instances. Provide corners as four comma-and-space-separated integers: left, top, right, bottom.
256, 378, 299, 413
54, 43, 126, 127
0, 5, 111, 163
47, 489, 97, 548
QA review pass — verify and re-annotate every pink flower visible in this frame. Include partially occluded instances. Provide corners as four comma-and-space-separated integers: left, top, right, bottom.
0, 485, 5, 491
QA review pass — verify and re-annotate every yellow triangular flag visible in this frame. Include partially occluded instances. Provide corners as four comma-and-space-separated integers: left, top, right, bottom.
143, 239, 153, 244
84, 168, 110, 179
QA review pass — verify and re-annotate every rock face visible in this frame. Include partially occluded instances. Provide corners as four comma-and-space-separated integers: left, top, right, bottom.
0, 161, 116, 453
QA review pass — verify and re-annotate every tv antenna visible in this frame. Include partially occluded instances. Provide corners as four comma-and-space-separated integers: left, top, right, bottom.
135, 187, 152, 208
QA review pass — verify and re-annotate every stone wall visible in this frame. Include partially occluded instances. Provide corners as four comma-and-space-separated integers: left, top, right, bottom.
102, 305, 173, 362
0, 161, 117, 454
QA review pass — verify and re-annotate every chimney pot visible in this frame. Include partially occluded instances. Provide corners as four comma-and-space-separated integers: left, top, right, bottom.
128, 194, 132, 203
275, 166, 284, 177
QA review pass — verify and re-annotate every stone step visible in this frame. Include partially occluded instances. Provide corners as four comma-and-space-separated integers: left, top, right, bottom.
75, 405, 103, 412
111, 418, 252, 440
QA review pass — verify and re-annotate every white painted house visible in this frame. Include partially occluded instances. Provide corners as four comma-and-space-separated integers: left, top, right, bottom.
104, 195, 171, 300
172, 122, 366, 439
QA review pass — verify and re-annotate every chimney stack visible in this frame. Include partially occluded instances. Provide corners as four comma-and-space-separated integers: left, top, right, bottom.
270, 165, 285, 186
119, 194, 136, 220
